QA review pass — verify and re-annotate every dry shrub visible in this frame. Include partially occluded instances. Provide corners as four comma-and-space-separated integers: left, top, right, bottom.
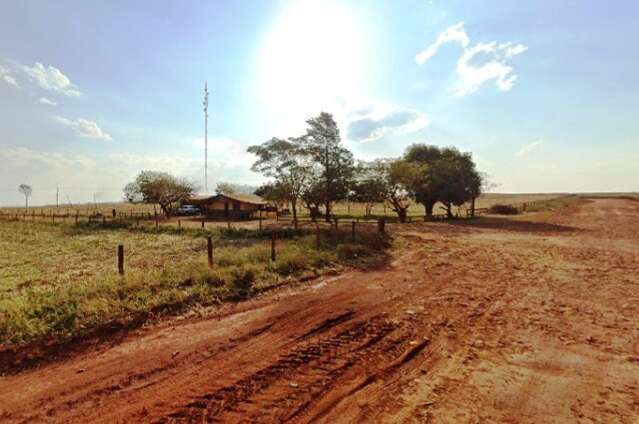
488, 204, 519, 215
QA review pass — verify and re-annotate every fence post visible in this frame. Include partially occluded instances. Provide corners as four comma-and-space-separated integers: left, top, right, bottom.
155, 217, 159, 229
201, 220, 205, 229
352, 221, 356, 242
334, 217, 339, 230
315, 224, 321, 248
178, 219, 181, 229
102, 216, 106, 225
271, 233, 276, 261
259, 211, 263, 231
52, 214, 55, 223
377, 217, 385, 234
207, 236, 213, 268
118, 245, 124, 275
294, 219, 298, 230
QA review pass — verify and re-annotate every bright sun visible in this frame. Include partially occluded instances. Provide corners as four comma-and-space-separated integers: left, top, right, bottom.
257, 0, 366, 135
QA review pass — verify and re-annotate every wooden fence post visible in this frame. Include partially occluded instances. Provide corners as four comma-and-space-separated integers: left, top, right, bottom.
118, 245, 124, 275
155, 218, 159, 229
271, 233, 276, 261
315, 224, 321, 248
259, 211, 263, 231
178, 219, 181, 229
201, 220, 205, 229
102, 216, 106, 225
207, 236, 213, 268
352, 221, 356, 242
334, 218, 339, 230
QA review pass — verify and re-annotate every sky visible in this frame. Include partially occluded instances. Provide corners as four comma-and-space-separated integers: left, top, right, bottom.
1, 0, 638, 206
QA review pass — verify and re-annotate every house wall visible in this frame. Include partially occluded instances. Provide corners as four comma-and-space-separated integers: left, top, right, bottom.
202, 200, 259, 212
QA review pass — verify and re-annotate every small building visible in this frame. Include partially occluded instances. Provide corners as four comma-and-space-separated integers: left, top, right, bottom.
186, 193, 268, 220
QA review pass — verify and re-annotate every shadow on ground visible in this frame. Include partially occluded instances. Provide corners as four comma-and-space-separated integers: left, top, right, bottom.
448, 217, 582, 234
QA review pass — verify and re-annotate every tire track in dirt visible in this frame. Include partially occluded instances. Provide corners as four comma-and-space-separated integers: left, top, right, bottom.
1, 198, 638, 423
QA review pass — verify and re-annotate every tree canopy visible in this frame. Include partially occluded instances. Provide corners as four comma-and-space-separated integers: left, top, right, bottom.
124, 171, 196, 217
18, 184, 32, 209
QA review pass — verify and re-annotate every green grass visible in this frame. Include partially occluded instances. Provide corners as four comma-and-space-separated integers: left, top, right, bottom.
0, 219, 388, 345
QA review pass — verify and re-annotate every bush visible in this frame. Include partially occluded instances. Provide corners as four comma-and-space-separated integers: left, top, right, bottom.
488, 204, 519, 215
227, 266, 256, 299
273, 250, 309, 276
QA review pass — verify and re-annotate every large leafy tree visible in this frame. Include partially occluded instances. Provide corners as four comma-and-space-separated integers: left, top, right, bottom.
384, 159, 425, 222
301, 112, 354, 221
124, 171, 196, 217
430, 147, 482, 218
247, 137, 309, 221
351, 161, 388, 216
403, 144, 443, 217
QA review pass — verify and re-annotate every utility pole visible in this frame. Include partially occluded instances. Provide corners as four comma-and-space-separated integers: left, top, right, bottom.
203, 81, 209, 194
56, 184, 59, 208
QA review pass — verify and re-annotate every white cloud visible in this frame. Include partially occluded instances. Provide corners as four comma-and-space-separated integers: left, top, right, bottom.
56, 117, 112, 141
38, 97, 57, 106
415, 21, 470, 65
515, 139, 543, 157
0, 65, 19, 88
415, 22, 527, 96
345, 103, 430, 143
22, 62, 81, 97
454, 41, 526, 96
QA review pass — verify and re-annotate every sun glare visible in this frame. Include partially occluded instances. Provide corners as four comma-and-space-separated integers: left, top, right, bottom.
257, 0, 365, 135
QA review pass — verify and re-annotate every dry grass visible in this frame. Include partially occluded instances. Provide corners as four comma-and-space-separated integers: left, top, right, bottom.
0, 219, 388, 345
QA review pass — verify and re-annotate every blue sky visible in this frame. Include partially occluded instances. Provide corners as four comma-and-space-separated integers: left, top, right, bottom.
1, 0, 637, 206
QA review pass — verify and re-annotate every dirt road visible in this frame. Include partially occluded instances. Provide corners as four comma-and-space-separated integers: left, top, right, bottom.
1, 198, 638, 423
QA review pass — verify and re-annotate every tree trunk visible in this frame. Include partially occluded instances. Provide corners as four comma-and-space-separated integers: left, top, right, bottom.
325, 200, 331, 222
291, 199, 298, 222
159, 203, 171, 218
425, 201, 435, 217
470, 197, 476, 217
398, 207, 407, 223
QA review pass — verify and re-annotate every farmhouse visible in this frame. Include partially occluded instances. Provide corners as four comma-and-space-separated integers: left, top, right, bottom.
186, 193, 268, 219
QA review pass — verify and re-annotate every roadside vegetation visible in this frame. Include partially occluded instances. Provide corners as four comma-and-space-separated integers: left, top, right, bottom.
0, 219, 388, 345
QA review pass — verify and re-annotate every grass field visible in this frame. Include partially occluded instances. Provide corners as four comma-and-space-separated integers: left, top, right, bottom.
0, 219, 387, 345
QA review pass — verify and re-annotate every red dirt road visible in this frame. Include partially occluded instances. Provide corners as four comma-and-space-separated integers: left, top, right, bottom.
1, 198, 638, 423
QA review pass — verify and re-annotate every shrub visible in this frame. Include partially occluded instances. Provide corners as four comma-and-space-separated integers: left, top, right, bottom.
488, 204, 519, 215
273, 250, 309, 276
227, 266, 256, 299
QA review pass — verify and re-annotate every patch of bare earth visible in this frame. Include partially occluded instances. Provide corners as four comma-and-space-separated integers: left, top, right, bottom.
0, 198, 638, 423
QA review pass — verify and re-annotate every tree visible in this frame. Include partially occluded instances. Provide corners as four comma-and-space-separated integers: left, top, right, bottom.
254, 182, 289, 210
430, 147, 482, 218
384, 160, 425, 222
403, 144, 443, 217
247, 137, 309, 221
215, 182, 236, 195
300, 112, 354, 221
124, 171, 196, 217
18, 184, 32, 209
351, 161, 387, 216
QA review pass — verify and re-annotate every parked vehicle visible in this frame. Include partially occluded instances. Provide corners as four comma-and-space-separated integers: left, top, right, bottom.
175, 205, 200, 216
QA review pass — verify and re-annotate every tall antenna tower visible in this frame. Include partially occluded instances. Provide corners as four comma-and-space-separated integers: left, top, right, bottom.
203, 81, 209, 194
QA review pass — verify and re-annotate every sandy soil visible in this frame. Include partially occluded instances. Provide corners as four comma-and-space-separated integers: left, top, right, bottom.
0, 198, 637, 423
